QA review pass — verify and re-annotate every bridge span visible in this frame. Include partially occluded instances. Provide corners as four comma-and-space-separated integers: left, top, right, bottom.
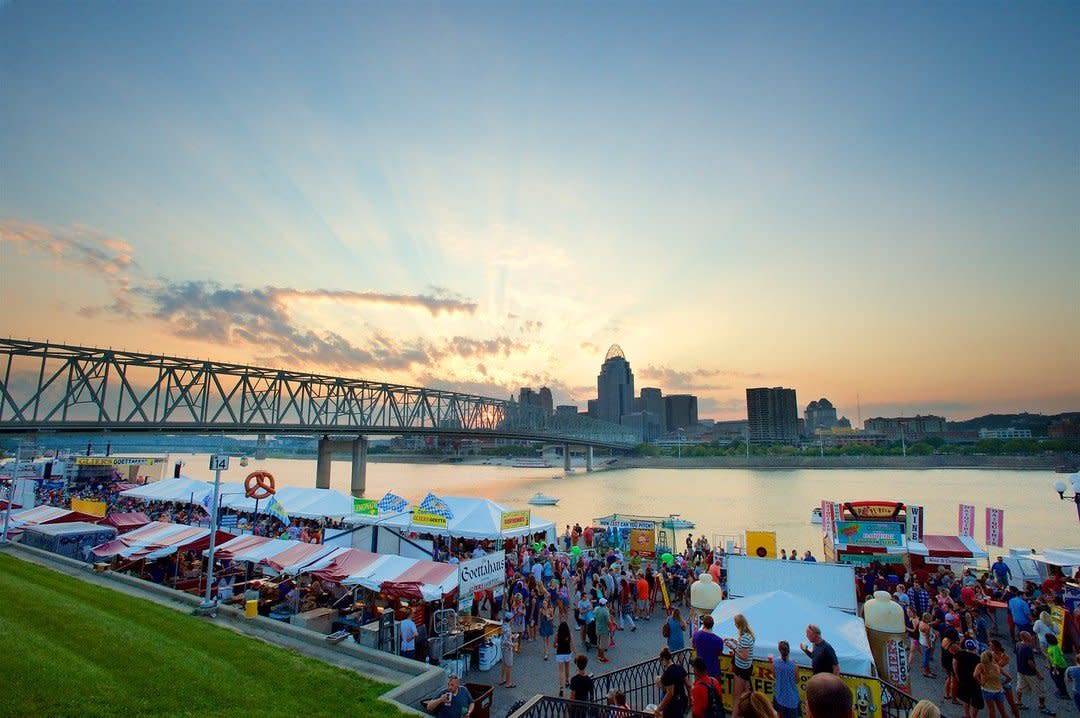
0, 339, 637, 495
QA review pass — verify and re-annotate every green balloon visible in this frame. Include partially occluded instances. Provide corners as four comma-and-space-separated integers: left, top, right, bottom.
571, 545, 581, 555
661, 552, 674, 565
534, 542, 543, 553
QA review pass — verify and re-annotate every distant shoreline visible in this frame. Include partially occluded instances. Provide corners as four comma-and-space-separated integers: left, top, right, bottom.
353, 453, 1070, 471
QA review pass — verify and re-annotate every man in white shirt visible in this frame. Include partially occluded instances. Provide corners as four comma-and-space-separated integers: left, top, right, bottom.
400, 614, 419, 660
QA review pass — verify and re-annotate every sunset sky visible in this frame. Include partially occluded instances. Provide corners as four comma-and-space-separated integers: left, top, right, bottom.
1, 2, 1077, 422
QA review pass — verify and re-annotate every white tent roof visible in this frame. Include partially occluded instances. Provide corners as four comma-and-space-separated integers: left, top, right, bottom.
119, 476, 212, 503
343, 495, 555, 540
222, 486, 354, 519
711, 590, 875, 677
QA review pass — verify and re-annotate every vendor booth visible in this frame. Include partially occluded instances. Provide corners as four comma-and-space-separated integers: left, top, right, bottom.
91, 521, 233, 560
20, 521, 118, 562
222, 486, 354, 519
711, 589, 876, 676
594, 513, 675, 557
907, 534, 988, 568
5, 505, 104, 535
100, 512, 151, 532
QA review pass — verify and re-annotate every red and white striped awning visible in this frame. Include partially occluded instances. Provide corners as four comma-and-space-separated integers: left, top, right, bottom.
91, 521, 233, 560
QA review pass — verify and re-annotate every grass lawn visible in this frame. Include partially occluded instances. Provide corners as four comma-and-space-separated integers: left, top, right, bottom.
0, 552, 413, 717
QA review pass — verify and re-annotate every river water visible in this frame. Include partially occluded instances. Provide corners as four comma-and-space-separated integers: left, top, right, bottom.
173, 455, 1077, 555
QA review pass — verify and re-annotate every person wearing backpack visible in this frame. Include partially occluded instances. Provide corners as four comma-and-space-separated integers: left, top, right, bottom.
691, 656, 726, 718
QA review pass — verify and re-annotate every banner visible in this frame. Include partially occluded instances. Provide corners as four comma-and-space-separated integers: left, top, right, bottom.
745, 530, 778, 558
838, 553, 906, 567
500, 510, 531, 532
836, 521, 904, 547
1050, 605, 1067, 642
411, 509, 448, 529
70, 498, 107, 517
985, 507, 1004, 547
905, 505, 924, 543
459, 551, 506, 595
75, 457, 157, 466
628, 528, 656, 558
822, 500, 837, 542
958, 504, 975, 537
716, 655, 884, 717
352, 498, 378, 515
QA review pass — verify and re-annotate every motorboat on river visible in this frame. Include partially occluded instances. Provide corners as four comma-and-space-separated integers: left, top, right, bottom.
528, 492, 559, 506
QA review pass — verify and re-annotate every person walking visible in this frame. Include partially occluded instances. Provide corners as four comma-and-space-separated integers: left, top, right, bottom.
539, 596, 555, 660
555, 619, 575, 697
594, 597, 612, 664
954, 638, 984, 718
498, 612, 516, 689
1045, 633, 1069, 700
1065, 652, 1080, 712
975, 649, 1010, 718
656, 647, 691, 718
665, 608, 687, 652
919, 611, 938, 678
988, 639, 1021, 718
769, 641, 800, 718
1014, 631, 1055, 716
725, 614, 755, 718
801, 623, 839, 675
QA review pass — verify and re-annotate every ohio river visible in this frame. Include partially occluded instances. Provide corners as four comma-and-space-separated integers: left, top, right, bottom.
174, 455, 1076, 556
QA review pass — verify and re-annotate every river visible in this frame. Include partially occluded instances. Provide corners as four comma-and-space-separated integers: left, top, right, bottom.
171, 455, 1077, 555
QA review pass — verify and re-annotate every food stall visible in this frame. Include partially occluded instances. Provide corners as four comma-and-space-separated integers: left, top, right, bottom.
822, 500, 910, 571
593, 513, 675, 558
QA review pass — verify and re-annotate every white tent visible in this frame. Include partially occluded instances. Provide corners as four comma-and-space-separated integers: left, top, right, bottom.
120, 476, 212, 503
222, 486, 354, 519
711, 590, 875, 677
343, 495, 555, 540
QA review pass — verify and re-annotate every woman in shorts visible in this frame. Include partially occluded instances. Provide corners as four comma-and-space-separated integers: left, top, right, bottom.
975, 649, 1009, 718
554, 620, 575, 697
724, 613, 755, 718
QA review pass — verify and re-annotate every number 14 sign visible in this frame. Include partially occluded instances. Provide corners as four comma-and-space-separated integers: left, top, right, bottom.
209, 455, 230, 471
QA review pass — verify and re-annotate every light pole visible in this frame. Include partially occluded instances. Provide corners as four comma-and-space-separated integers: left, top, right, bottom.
1052, 473, 1080, 522
200, 440, 228, 614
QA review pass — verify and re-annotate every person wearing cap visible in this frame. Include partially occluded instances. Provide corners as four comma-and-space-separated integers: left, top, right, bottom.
954, 638, 985, 717
594, 597, 612, 663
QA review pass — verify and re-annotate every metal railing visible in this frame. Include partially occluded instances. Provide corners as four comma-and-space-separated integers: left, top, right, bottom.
508, 695, 652, 718
589, 648, 694, 713
879, 679, 918, 718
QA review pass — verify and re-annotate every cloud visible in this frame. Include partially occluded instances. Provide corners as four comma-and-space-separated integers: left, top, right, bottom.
0, 220, 137, 276
271, 287, 476, 316
637, 364, 760, 391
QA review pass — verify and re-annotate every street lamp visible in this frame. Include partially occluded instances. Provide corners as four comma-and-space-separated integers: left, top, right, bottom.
1052, 472, 1080, 521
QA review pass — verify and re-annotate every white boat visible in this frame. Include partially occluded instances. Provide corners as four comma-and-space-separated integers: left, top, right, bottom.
810, 507, 822, 525
528, 492, 560, 506
511, 458, 552, 468
551, 474, 565, 480
662, 515, 695, 529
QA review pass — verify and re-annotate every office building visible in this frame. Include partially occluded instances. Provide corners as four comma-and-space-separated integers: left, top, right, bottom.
518, 386, 554, 416
620, 411, 663, 443
977, 427, 1032, 440
538, 387, 553, 416
594, 344, 635, 424
863, 415, 947, 441
805, 398, 839, 433
664, 394, 699, 431
555, 405, 579, 417
639, 387, 664, 425
746, 387, 799, 444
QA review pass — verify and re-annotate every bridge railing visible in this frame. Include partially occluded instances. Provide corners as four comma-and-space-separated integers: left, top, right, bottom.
0, 339, 638, 446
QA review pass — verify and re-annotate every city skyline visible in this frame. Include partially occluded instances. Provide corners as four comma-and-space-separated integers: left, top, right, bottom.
1, 3, 1078, 422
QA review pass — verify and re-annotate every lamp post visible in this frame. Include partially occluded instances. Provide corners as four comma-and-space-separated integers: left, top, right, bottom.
1052, 472, 1080, 521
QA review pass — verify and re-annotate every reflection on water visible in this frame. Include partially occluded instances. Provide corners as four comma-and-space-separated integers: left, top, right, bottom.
175, 455, 1075, 554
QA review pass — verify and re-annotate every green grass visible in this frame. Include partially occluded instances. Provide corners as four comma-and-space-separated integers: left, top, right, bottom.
0, 552, 411, 717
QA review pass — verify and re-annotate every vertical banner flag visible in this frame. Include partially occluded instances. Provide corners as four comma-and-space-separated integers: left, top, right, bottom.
985, 507, 1004, 547
958, 504, 976, 538
906, 504, 924, 543
821, 500, 836, 541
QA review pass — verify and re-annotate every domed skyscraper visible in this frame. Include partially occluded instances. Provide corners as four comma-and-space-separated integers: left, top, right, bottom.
594, 344, 635, 424
805, 397, 839, 433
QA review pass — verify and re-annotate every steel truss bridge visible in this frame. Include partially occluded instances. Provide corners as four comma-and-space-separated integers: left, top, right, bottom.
0, 339, 638, 449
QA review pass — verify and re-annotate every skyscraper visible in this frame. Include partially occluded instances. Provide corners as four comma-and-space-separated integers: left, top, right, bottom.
664, 394, 699, 431
746, 387, 799, 444
595, 344, 635, 424
639, 387, 664, 423
805, 398, 839, 433
538, 387, 553, 416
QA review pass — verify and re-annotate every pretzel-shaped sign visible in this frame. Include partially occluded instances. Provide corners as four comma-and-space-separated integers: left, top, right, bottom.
244, 470, 276, 500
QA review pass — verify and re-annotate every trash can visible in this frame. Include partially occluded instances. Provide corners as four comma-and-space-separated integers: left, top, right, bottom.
465, 683, 493, 718
245, 600, 258, 619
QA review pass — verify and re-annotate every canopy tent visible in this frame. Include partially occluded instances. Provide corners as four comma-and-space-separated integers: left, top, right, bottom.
301, 548, 381, 583
262, 542, 337, 573
118, 477, 246, 507
340, 553, 459, 602
343, 495, 555, 540
91, 521, 233, 560
222, 486, 354, 519
1030, 548, 1080, 568
7, 505, 103, 533
908, 534, 988, 563
101, 512, 151, 531
711, 590, 876, 676
212, 534, 280, 562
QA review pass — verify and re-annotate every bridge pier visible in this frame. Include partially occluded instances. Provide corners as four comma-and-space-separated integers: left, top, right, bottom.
350, 436, 367, 498
563, 444, 571, 473
586, 446, 593, 472
316, 436, 333, 489
255, 433, 267, 460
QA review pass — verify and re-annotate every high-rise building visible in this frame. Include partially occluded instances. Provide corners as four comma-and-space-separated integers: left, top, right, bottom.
555, 405, 579, 416
639, 387, 664, 426
665, 394, 699, 431
863, 415, 947, 440
594, 344, 635, 424
805, 398, 839, 434
746, 387, 799, 444
538, 387, 553, 416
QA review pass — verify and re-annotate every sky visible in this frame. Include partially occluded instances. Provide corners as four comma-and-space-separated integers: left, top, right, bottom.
1, 1, 1078, 422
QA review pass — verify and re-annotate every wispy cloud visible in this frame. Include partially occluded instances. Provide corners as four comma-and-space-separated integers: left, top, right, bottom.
1, 220, 136, 276
271, 287, 476, 316
637, 364, 761, 391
